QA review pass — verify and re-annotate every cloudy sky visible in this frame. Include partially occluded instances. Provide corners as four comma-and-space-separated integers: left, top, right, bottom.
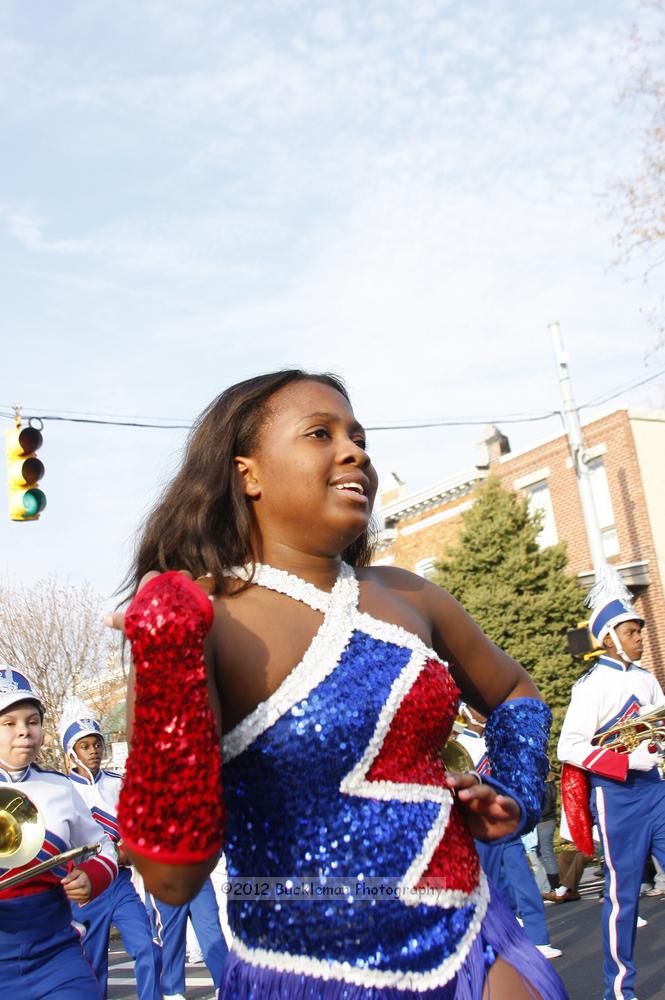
1, 0, 663, 600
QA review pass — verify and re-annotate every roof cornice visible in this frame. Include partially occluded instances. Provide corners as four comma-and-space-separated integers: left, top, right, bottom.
381, 468, 487, 522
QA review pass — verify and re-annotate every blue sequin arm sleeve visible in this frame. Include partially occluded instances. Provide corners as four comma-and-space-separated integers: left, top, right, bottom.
484, 697, 552, 838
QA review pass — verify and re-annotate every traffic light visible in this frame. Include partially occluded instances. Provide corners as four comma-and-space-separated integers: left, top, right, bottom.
5, 421, 46, 521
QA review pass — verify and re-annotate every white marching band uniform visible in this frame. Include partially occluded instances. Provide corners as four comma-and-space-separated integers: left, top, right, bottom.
454, 724, 491, 778
0, 765, 118, 896
557, 574, 665, 1000
0, 668, 118, 999
60, 698, 162, 1000
558, 656, 664, 784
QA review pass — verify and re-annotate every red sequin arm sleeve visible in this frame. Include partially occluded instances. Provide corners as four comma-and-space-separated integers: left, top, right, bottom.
117, 571, 225, 865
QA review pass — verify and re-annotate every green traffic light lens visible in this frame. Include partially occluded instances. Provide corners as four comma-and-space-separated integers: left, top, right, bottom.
23, 489, 46, 516
23, 493, 39, 516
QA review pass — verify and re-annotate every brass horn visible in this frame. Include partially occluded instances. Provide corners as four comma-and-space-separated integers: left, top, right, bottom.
0, 786, 45, 868
592, 706, 665, 774
440, 718, 476, 773
0, 786, 100, 892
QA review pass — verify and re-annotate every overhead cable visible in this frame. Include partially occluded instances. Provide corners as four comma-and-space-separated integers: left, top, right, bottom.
2, 364, 664, 432
0, 406, 559, 431
579, 366, 665, 410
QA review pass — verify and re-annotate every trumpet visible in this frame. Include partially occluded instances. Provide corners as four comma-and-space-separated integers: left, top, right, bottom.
0, 786, 101, 891
592, 706, 665, 774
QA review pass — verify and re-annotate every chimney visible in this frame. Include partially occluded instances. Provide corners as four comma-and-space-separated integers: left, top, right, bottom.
475, 425, 510, 469
379, 471, 407, 508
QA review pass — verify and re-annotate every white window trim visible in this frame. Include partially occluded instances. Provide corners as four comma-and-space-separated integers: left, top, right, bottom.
513, 467, 551, 490
415, 557, 439, 579
524, 478, 558, 548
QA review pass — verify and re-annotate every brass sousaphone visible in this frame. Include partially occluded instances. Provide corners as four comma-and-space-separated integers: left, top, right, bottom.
0, 786, 100, 892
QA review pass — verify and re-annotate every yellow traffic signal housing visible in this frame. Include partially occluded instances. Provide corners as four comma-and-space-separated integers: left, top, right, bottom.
5, 423, 46, 521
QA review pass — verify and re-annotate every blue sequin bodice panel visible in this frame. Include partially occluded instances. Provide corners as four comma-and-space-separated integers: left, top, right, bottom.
220, 563, 487, 992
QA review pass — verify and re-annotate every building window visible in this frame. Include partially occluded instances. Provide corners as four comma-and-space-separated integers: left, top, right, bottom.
525, 480, 558, 549
415, 556, 439, 580
587, 457, 620, 557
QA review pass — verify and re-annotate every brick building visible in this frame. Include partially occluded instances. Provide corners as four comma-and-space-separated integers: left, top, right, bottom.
376, 408, 665, 685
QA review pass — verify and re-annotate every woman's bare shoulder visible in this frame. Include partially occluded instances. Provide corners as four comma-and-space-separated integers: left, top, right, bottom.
358, 563, 424, 588
356, 565, 480, 647
210, 580, 273, 627
357, 564, 450, 605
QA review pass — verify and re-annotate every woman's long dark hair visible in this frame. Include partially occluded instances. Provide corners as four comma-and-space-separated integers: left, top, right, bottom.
124, 370, 376, 598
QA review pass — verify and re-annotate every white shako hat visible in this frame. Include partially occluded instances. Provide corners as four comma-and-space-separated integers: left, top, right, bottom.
0, 665, 45, 717
58, 697, 104, 757
586, 564, 644, 646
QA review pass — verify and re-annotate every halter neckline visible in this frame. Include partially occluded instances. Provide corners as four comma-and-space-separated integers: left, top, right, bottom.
221, 560, 448, 764
224, 561, 356, 613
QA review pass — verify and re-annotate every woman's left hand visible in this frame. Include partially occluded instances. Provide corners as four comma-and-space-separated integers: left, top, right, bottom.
445, 772, 521, 841
61, 867, 93, 904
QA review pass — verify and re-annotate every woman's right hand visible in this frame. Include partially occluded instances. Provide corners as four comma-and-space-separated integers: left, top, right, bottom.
104, 570, 193, 632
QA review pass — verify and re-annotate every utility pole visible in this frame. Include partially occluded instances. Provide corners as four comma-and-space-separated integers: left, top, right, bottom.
549, 321, 606, 577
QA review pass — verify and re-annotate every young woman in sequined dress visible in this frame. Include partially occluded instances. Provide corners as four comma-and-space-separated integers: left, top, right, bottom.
110, 370, 567, 999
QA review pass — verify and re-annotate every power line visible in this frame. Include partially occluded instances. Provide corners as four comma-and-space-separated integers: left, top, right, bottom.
0, 404, 192, 422
2, 364, 663, 433
365, 411, 560, 430
0, 412, 192, 430
0, 406, 560, 432
579, 366, 665, 410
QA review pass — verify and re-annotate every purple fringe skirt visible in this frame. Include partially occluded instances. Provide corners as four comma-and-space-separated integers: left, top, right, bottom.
218, 883, 568, 999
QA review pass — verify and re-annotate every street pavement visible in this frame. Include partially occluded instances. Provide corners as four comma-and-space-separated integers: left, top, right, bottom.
107, 943, 215, 999
546, 885, 665, 999
107, 885, 665, 999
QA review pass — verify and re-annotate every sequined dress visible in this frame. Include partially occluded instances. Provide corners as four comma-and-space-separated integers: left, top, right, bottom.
218, 564, 566, 999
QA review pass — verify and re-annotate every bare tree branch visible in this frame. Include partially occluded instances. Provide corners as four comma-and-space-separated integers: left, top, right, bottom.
0, 577, 123, 769
612, 1, 665, 346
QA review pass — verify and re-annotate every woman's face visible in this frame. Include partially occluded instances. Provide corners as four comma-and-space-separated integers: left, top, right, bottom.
236, 380, 378, 558
0, 702, 43, 770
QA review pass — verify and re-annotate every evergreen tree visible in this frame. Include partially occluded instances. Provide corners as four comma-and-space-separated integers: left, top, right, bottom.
434, 475, 586, 755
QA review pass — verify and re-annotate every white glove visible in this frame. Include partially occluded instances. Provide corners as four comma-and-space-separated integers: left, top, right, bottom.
628, 740, 660, 772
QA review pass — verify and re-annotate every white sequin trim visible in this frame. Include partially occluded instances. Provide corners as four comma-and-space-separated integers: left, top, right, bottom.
221, 564, 454, 763
340, 651, 445, 803
222, 566, 358, 761
223, 562, 351, 613
229, 874, 489, 991
352, 610, 442, 663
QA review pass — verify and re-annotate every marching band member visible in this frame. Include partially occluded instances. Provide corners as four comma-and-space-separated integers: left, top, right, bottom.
110, 371, 566, 999
59, 699, 161, 1000
558, 571, 665, 1000
146, 878, 227, 1000
0, 667, 117, 998
457, 707, 562, 961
